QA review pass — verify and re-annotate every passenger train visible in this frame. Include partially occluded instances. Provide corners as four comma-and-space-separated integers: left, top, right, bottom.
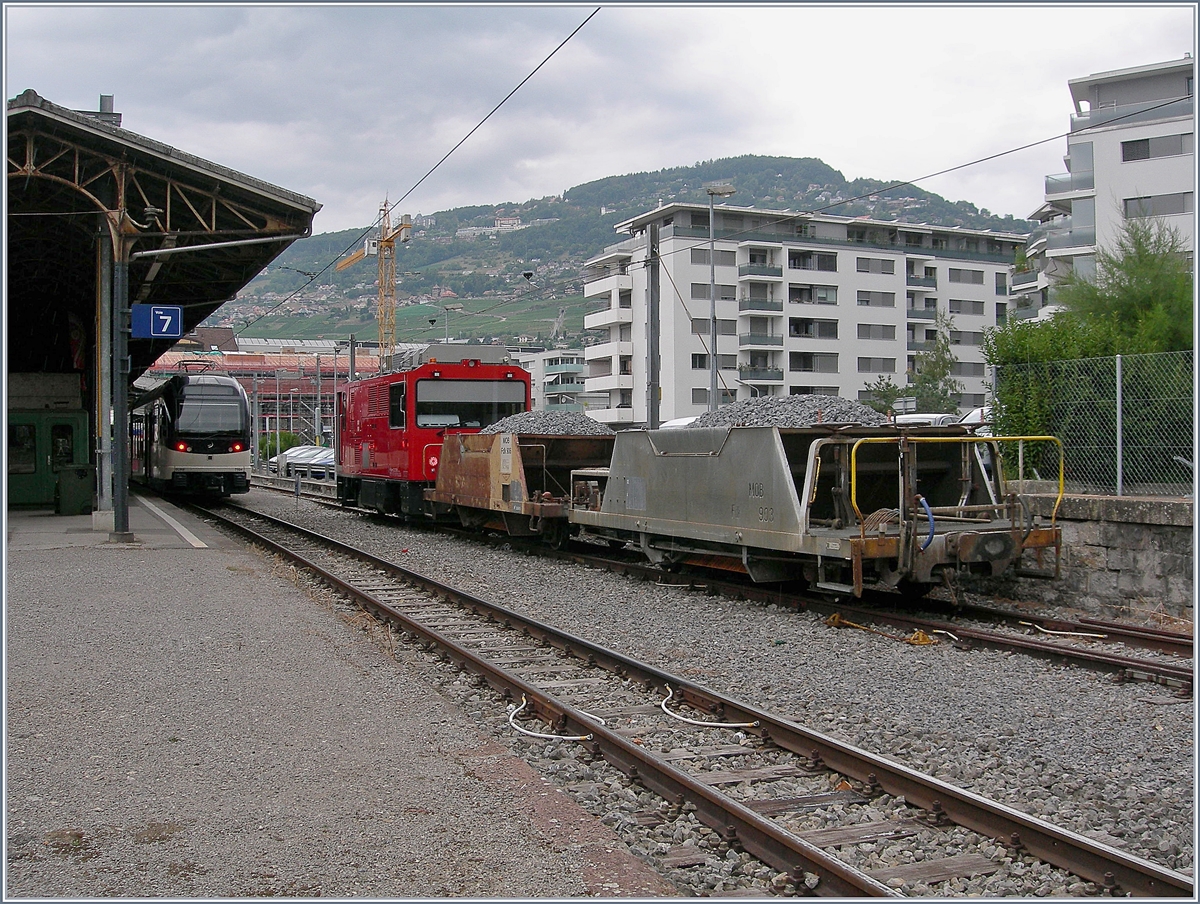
130, 369, 252, 497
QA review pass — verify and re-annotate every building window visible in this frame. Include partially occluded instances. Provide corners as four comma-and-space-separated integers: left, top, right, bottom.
789, 352, 838, 373
692, 388, 709, 404
789, 284, 837, 304
618, 389, 633, 408
790, 250, 837, 271
619, 290, 632, 308
949, 330, 984, 346
690, 248, 737, 266
718, 354, 738, 369
995, 272, 1007, 295
856, 257, 895, 275
857, 290, 895, 307
959, 393, 986, 407
1124, 192, 1194, 218
690, 283, 736, 300
1121, 133, 1193, 161
857, 323, 895, 340
948, 268, 984, 285
949, 298, 985, 316
691, 354, 709, 370
996, 302, 1007, 326
789, 318, 838, 339
952, 361, 986, 377
857, 357, 896, 373
790, 385, 839, 396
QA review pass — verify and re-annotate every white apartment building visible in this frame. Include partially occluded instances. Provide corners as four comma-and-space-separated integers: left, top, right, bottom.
582, 205, 1026, 426
1012, 56, 1194, 319
516, 348, 608, 413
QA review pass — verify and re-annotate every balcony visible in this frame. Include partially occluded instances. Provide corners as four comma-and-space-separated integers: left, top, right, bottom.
738, 263, 783, 279
584, 306, 634, 330
907, 340, 936, 352
738, 367, 784, 383
1011, 268, 1039, 288
545, 401, 584, 412
1071, 96, 1193, 132
739, 333, 784, 348
583, 272, 633, 299
545, 380, 586, 393
738, 297, 784, 313
1044, 171, 1095, 196
545, 362, 585, 375
1046, 225, 1096, 251
585, 340, 633, 361
905, 274, 937, 288
906, 307, 937, 320
587, 373, 634, 393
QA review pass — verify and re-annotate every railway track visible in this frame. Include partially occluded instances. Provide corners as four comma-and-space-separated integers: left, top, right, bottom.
194, 500, 1192, 898
257, 478, 1193, 690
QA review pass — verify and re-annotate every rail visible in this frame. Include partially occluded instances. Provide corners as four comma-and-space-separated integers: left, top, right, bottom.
204, 501, 1194, 896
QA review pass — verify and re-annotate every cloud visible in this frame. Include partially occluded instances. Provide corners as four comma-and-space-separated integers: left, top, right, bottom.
5, 4, 1194, 232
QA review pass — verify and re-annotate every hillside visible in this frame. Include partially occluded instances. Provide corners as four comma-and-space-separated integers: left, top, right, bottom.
208, 154, 1034, 346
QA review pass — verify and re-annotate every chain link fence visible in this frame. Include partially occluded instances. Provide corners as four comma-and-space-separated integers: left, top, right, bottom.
993, 350, 1193, 497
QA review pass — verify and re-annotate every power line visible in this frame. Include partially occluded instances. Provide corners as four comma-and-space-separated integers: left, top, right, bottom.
234, 7, 600, 336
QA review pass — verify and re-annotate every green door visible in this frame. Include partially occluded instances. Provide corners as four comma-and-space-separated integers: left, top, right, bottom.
7, 410, 90, 507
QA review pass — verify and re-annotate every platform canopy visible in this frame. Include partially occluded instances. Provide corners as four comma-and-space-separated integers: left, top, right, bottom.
6, 89, 321, 381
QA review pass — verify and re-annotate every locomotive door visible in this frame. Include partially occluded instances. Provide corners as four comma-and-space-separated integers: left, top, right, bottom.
6, 409, 90, 507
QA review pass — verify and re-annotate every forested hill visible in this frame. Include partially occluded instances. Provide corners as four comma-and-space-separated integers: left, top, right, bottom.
222, 155, 1034, 342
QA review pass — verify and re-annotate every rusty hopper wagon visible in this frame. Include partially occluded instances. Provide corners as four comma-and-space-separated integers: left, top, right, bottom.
568, 424, 1062, 596
427, 432, 616, 547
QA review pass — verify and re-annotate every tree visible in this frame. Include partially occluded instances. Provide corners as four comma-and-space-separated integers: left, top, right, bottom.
1055, 216, 1193, 353
909, 310, 964, 413
860, 374, 902, 414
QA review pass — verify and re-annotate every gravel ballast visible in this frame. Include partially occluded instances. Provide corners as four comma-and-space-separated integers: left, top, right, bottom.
239, 489, 1195, 893
691, 394, 889, 428
482, 410, 615, 436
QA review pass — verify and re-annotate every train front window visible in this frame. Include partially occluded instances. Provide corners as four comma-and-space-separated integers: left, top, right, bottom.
414, 380, 525, 428
177, 385, 247, 434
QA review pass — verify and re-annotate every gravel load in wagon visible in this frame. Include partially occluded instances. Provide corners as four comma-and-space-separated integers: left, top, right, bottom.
691, 394, 889, 429
481, 410, 615, 436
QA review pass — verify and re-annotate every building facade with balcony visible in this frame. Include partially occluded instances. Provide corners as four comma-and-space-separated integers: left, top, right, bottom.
1011, 57, 1194, 321
582, 205, 1026, 426
516, 348, 608, 413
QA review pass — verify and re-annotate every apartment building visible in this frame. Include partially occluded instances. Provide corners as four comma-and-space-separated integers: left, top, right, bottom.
582, 206, 1026, 426
516, 348, 608, 412
1012, 56, 1195, 319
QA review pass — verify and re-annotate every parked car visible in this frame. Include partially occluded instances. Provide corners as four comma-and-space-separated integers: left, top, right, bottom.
958, 406, 993, 436
893, 413, 958, 427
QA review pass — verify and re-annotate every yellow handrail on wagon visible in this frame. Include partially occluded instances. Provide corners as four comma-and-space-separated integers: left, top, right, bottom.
848, 435, 1065, 538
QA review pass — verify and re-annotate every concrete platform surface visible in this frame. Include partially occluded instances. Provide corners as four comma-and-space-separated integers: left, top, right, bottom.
5, 496, 676, 898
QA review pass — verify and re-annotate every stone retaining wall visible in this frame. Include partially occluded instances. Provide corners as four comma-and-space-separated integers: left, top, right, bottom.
964, 488, 1193, 623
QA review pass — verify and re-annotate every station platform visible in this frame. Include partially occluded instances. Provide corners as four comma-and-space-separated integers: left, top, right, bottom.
5, 495, 675, 898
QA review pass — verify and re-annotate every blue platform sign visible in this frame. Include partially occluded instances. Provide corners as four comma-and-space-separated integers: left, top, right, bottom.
131, 304, 183, 339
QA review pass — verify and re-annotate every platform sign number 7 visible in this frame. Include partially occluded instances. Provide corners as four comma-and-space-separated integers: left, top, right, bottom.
131, 304, 183, 339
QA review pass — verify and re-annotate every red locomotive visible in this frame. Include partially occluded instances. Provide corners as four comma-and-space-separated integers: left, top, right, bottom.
336, 357, 530, 515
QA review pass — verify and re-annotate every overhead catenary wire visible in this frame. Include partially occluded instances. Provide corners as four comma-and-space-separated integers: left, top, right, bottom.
239, 70, 1188, 335
234, 7, 600, 335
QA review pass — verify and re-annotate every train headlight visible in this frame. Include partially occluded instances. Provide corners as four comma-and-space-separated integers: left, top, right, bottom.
175, 442, 191, 452
231, 442, 244, 452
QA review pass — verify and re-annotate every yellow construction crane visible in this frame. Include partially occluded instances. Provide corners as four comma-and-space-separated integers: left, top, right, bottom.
335, 200, 412, 361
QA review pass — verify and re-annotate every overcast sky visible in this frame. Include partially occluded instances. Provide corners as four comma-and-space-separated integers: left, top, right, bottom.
4, 4, 1195, 233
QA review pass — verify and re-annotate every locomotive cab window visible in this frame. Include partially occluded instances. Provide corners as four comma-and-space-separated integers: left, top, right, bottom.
415, 379, 526, 429
178, 384, 248, 434
389, 382, 406, 429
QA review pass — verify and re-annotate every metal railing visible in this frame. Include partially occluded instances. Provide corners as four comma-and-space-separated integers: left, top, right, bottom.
995, 350, 1194, 496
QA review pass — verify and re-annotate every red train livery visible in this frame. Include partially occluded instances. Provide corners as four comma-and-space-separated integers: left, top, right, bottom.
336, 358, 530, 515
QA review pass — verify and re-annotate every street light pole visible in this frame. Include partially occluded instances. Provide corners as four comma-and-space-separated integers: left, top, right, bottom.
314, 355, 321, 446
275, 369, 282, 461
705, 182, 735, 412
